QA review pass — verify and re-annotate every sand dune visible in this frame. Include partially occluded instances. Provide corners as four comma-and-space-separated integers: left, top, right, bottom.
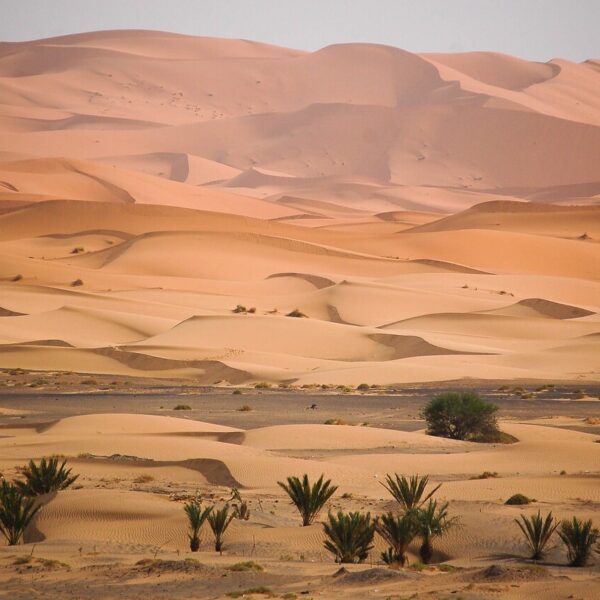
0, 30, 598, 382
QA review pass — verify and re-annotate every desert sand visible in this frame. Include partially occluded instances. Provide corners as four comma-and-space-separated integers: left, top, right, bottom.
0, 29, 599, 599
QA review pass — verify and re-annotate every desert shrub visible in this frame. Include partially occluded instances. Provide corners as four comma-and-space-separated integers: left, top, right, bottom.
558, 517, 599, 567
184, 499, 212, 552
232, 304, 247, 313
382, 474, 441, 511
278, 474, 337, 526
247, 307, 256, 314
376, 511, 418, 567
174, 404, 191, 411
416, 500, 457, 564
470, 471, 499, 480
133, 474, 154, 484
227, 588, 272, 598
237, 405, 252, 412
357, 383, 370, 392
324, 418, 347, 425
0, 481, 43, 545
323, 511, 375, 563
230, 488, 250, 521
16, 457, 78, 496
422, 391, 499, 441
515, 511, 558, 560
207, 505, 234, 553
227, 560, 263, 572
232, 389, 242, 395
70, 247, 84, 254
505, 493, 533, 506
71, 279, 83, 286
254, 382, 270, 389
286, 308, 307, 318
11, 274, 23, 282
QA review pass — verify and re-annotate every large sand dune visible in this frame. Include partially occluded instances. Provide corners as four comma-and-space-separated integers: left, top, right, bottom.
0, 29, 599, 383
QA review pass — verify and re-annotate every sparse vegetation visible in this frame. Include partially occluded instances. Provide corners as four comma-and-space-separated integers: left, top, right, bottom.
232, 389, 243, 395
376, 511, 418, 567
230, 488, 250, 521
16, 457, 79, 496
515, 511, 558, 560
286, 308, 308, 318
278, 474, 338, 526
207, 505, 234, 552
71, 278, 83, 286
0, 481, 43, 545
416, 499, 457, 564
558, 517, 599, 567
11, 274, 23, 282
227, 560, 263, 572
237, 404, 252, 412
422, 391, 500, 441
184, 499, 212, 552
173, 404, 192, 410
505, 493, 533, 505
470, 471, 499, 480
323, 510, 375, 563
254, 382, 270, 389
357, 383, 370, 392
382, 474, 441, 511
226, 587, 272, 598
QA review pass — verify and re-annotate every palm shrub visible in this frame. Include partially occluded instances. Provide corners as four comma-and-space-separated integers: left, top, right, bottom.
207, 505, 234, 553
230, 488, 250, 521
278, 474, 337, 526
16, 457, 79, 496
416, 500, 457, 564
422, 391, 499, 441
558, 517, 599, 567
382, 474, 441, 511
184, 499, 212, 552
323, 511, 375, 563
376, 511, 418, 567
0, 481, 43, 545
515, 511, 558, 560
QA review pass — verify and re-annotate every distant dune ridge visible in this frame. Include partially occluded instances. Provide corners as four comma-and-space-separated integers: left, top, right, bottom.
0, 30, 598, 383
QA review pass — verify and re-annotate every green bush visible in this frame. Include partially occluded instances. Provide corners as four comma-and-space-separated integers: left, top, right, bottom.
422, 391, 499, 441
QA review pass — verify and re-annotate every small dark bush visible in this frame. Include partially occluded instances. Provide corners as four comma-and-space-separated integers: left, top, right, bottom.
237, 405, 252, 412
174, 404, 192, 411
232, 304, 247, 313
357, 383, 370, 392
11, 274, 23, 282
505, 494, 533, 505
71, 279, 83, 287
232, 389, 242, 395
422, 391, 500, 441
254, 382, 270, 389
286, 308, 307, 318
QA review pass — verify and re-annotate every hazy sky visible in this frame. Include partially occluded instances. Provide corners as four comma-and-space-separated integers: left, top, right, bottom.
2, 0, 599, 62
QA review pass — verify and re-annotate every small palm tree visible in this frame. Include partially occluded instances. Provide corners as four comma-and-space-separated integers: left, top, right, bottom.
184, 499, 212, 552
515, 511, 558, 560
376, 511, 418, 567
278, 474, 338, 526
558, 517, 599, 567
207, 505, 234, 553
16, 457, 79, 496
0, 481, 43, 545
416, 500, 457, 564
323, 511, 375, 563
382, 474, 441, 511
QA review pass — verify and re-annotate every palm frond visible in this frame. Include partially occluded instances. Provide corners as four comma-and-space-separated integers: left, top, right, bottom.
323, 511, 375, 563
0, 481, 43, 546
16, 457, 79, 496
278, 474, 338, 526
515, 511, 558, 560
558, 517, 599, 567
381, 474, 441, 510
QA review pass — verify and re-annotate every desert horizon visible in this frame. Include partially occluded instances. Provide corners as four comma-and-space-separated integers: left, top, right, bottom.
0, 19, 599, 600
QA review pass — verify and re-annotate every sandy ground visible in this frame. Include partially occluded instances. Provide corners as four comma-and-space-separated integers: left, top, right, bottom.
0, 29, 599, 598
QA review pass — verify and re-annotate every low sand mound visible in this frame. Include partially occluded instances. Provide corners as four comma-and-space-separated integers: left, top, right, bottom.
239, 424, 468, 451
469, 564, 550, 583
43, 413, 242, 435
333, 567, 418, 584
